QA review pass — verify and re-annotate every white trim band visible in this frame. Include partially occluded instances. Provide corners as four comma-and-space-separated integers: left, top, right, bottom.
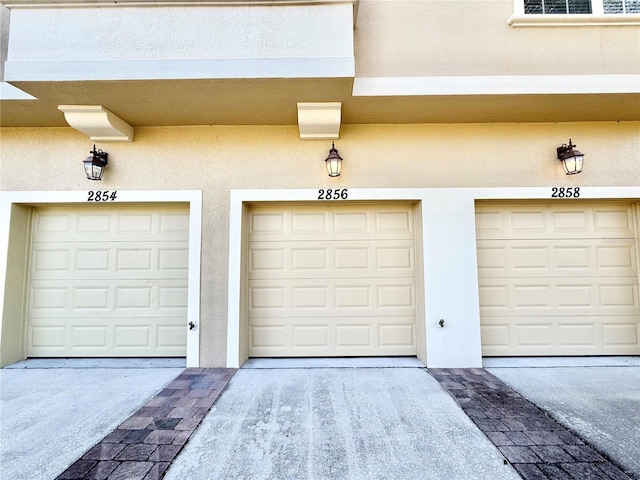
508, 13, 640, 27
352, 74, 640, 97
3, 0, 356, 8
4, 57, 356, 82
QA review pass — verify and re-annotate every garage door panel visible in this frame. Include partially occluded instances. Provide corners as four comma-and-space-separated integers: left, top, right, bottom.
379, 323, 415, 347
250, 204, 415, 242
378, 284, 415, 308
481, 316, 639, 355
602, 323, 640, 347
478, 202, 639, 356
27, 205, 189, 357
293, 325, 331, 349
596, 244, 636, 269
32, 207, 189, 243
479, 277, 638, 316
31, 242, 188, 280
249, 241, 415, 279
557, 323, 597, 347
249, 315, 416, 356
251, 324, 288, 348
593, 208, 634, 231
335, 285, 370, 308
334, 247, 370, 270
249, 278, 415, 317
477, 240, 637, 277
476, 205, 635, 240
375, 210, 414, 233
29, 325, 67, 351
336, 324, 371, 347
28, 317, 186, 357
31, 248, 72, 273
29, 279, 188, 318
292, 286, 329, 309
516, 323, 553, 347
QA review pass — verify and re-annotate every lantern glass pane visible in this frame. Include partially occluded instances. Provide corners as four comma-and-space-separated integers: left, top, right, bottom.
562, 154, 583, 175
84, 161, 93, 178
93, 164, 104, 180
326, 158, 341, 177
84, 160, 104, 180
562, 157, 574, 174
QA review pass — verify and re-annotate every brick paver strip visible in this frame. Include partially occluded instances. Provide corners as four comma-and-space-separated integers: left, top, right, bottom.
55, 368, 236, 480
429, 368, 638, 480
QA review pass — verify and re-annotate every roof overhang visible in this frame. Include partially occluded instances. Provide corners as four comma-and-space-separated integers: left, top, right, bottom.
2, 75, 638, 128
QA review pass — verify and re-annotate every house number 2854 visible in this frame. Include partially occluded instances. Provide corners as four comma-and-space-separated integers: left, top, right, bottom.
87, 190, 118, 201
318, 188, 348, 200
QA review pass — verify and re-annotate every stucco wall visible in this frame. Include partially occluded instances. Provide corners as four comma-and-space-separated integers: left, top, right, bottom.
7, 4, 354, 62
355, 0, 640, 76
0, 204, 29, 366
2, 122, 638, 191
6, 1, 639, 80
1, 122, 638, 365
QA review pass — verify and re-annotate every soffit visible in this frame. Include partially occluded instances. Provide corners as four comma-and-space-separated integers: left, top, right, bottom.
2, 77, 639, 127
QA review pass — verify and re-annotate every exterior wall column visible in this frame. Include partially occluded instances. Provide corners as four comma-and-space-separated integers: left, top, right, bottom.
422, 191, 483, 368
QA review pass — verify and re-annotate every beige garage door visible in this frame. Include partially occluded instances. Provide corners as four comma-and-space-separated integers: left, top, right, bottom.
248, 203, 417, 357
27, 204, 189, 357
477, 202, 640, 356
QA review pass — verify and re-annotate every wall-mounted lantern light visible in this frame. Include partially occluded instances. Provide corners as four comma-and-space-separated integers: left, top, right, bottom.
556, 139, 584, 175
325, 142, 343, 177
83, 145, 108, 180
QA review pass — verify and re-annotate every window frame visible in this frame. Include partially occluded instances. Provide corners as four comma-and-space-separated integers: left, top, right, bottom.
510, 0, 640, 25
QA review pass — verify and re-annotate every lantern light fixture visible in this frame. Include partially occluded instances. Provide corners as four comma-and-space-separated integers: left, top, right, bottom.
83, 145, 108, 180
556, 139, 584, 175
324, 142, 343, 177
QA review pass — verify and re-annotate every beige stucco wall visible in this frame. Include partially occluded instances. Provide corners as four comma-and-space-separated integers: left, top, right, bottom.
355, 0, 640, 76
0, 204, 29, 366
2, 122, 639, 191
1, 121, 639, 365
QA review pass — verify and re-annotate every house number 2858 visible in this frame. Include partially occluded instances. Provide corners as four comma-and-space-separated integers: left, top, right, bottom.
551, 187, 580, 198
318, 188, 348, 200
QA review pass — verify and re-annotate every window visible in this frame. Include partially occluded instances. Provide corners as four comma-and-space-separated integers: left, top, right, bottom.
603, 0, 640, 13
524, 0, 640, 13
525, 0, 591, 14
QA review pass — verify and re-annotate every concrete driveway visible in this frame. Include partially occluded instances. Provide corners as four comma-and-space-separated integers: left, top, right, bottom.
163, 366, 520, 480
0, 359, 183, 480
1, 357, 638, 480
488, 359, 640, 476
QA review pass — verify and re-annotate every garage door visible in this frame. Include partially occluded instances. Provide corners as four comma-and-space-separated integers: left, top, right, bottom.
27, 204, 189, 357
477, 202, 640, 356
248, 203, 417, 357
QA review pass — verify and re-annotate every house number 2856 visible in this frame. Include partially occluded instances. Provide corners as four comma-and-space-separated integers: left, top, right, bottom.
318, 188, 348, 200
